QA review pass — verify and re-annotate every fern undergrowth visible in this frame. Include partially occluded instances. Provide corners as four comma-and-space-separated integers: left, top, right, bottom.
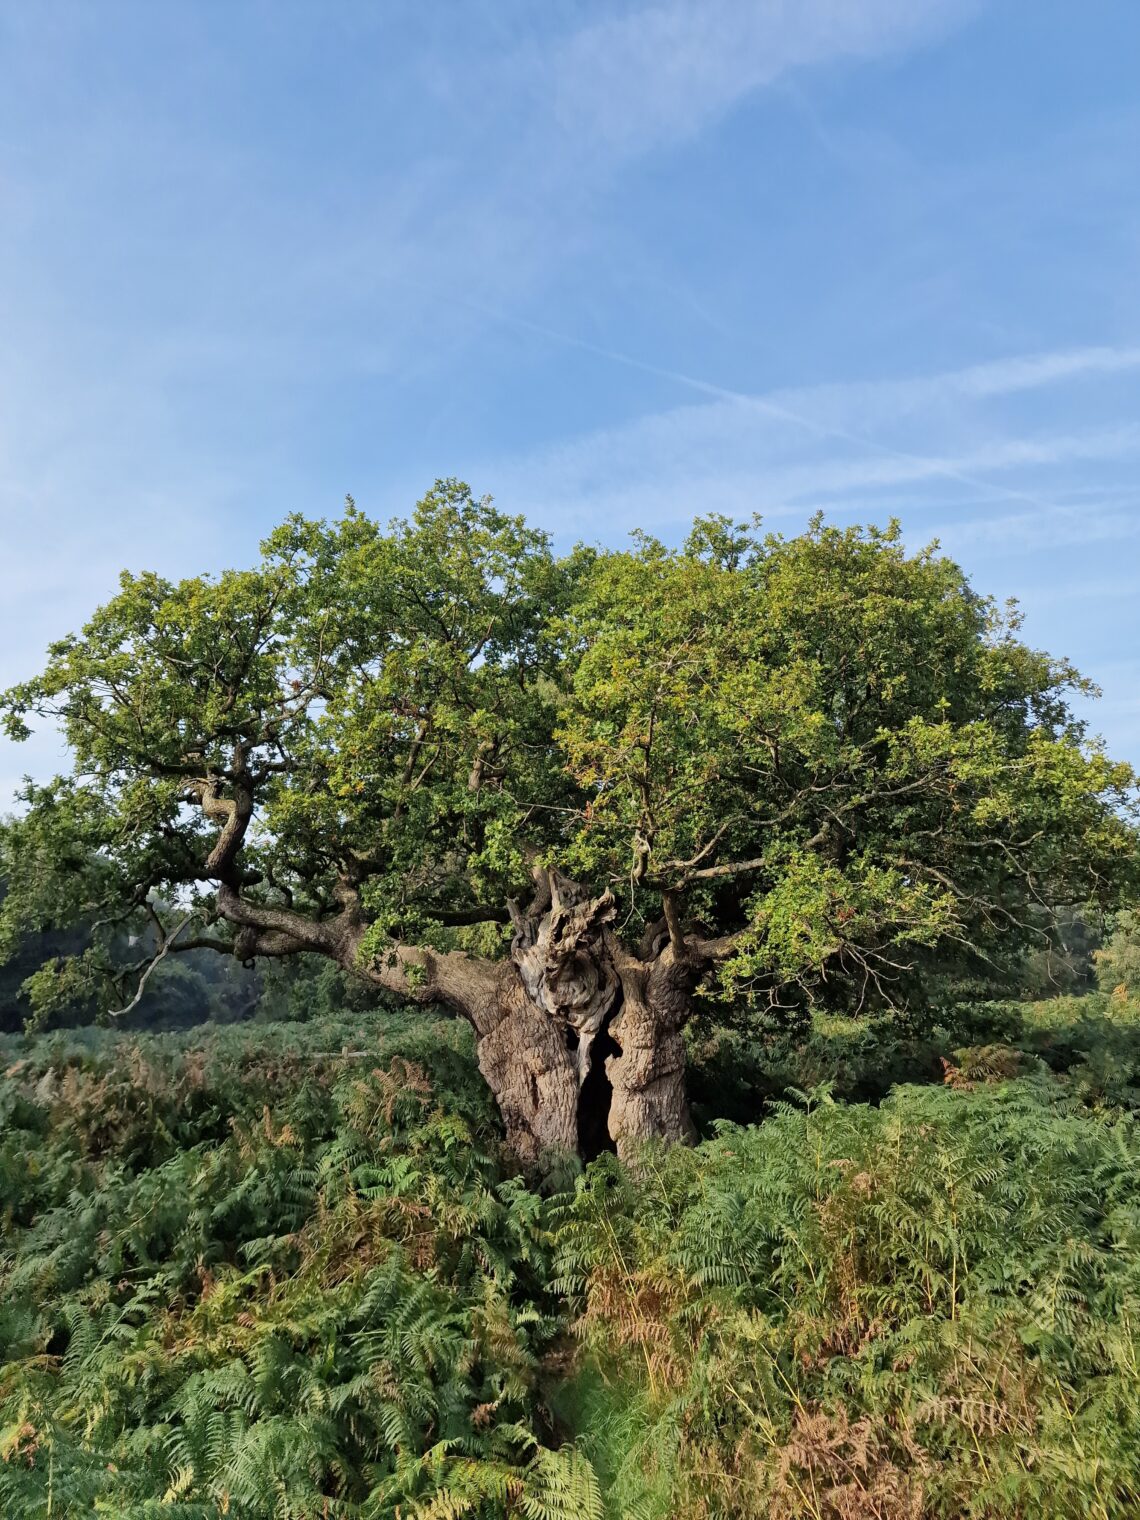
2, 997, 1139, 1518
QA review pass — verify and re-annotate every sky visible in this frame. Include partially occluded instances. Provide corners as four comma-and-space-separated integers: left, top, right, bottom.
1, 0, 1139, 797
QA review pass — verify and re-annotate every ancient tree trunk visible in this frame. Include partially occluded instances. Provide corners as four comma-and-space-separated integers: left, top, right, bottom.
222, 865, 704, 1165
199, 761, 700, 1164
472, 974, 582, 1162
463, 872, 700, 1164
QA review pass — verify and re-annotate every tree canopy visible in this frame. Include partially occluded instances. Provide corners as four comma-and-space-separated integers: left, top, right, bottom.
4, 485, 1134, 1002
1, 482, 1137, 1151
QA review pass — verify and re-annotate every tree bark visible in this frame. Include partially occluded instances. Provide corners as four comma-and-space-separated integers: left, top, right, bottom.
604, 935, 699, 1155
471, 971, 582, 1162
463, 872, 700, 1164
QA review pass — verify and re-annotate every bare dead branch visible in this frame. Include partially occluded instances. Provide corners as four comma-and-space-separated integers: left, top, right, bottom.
108, 913, 194, 1018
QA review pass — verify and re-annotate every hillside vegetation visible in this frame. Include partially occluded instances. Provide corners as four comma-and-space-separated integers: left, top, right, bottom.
3, 995, 1140, 1519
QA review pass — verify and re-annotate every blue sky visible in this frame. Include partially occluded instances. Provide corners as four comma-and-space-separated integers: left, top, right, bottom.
2, 0, 1139, 795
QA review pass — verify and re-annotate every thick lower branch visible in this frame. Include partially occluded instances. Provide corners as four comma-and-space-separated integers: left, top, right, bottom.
216, 884, 336, 956
210, 883, 501, 1032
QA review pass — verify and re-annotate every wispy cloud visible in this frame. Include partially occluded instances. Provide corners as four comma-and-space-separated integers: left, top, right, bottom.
928, 504, 1140, 552
484, 342, 1140, 540
772, 427, 1140, 521
1, 0, 983, 797
4, 0, 1139, 780
530, 0, 974, 162
946, 346, 1140, 398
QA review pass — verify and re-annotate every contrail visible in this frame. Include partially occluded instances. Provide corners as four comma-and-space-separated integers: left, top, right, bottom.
434, 286, 1058, 516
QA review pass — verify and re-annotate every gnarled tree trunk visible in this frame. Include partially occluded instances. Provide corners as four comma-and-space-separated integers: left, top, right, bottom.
451, 872, 703, 1164
605, 939, 699, 1153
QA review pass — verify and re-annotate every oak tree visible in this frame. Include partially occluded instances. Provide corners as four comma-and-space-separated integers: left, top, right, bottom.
2, 483, 1136, 1159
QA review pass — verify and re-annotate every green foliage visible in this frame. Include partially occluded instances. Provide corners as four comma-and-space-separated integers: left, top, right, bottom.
2, 490, 1136, 1029
4, 992, 1140, 1516
685, 993, 1140, 1128
0, 483, 586, 1018
0, 1013, 594, 1518
560, 517, 1138, 1012
1095, 910, 1140, 997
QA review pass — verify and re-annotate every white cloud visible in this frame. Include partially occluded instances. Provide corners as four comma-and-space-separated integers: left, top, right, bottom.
946, 345, 1140, 398
532, 0, 973, 163
929, 504, 1140, 553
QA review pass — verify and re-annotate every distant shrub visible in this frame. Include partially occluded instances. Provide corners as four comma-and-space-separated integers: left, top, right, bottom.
686, 993, 1140, 1128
